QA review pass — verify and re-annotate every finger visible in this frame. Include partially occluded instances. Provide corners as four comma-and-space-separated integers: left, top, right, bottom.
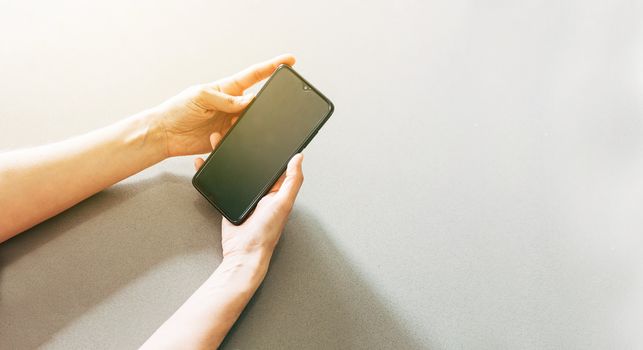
195, 87, 253, 113
224, 54, 296, 92
269, 173, 287, 193
275, 153, 304, 208
210, 132, 223, 149
194, 157, 205, 170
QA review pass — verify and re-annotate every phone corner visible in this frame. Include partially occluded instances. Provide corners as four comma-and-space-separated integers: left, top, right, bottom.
327, 100, 335, 114
191, 173, 200, 189
226, 214, 245, 226
276, 63, 293, 71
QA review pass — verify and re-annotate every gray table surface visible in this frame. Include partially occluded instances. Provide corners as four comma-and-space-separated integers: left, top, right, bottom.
2, 1, 643, 349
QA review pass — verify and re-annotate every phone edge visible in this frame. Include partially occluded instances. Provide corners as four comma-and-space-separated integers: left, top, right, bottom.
192, 64, 335, 225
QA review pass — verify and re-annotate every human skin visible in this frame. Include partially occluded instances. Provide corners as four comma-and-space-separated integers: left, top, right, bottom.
0, 54, 304, 348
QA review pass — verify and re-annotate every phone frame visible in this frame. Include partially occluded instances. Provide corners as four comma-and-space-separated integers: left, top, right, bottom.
192, 64, 335, 225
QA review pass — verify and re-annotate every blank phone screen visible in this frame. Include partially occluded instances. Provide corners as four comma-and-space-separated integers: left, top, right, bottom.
193, 66, 333, 223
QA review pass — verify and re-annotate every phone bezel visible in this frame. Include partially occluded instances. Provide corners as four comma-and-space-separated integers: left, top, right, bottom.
192, 64, 335, 225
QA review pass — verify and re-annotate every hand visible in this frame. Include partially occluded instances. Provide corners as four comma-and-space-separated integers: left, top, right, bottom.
152, 54, 296, 158
194, 139, 304, 259
143, 151, 303, 349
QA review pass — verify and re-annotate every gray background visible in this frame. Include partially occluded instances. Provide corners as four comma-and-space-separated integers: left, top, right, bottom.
1, 0, 643, 349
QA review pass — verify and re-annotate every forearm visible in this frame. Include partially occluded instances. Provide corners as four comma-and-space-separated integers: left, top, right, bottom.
0, 110, 167, 241
141, 250, 271, 350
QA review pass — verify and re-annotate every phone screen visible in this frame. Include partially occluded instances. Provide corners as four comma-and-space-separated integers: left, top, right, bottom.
192, 65, 334, 224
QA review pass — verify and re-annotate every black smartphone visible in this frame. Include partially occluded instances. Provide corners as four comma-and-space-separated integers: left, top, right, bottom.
192, 65, 334, 224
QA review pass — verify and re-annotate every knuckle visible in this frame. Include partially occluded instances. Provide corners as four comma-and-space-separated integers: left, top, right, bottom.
210, 83, 222, 92
188, 85, 212, 110
194, 85, 210, 99
253, 70, 263, 83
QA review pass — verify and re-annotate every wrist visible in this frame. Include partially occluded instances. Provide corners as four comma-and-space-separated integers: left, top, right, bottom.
208, 250, 272, 293
127, 108, 169, 161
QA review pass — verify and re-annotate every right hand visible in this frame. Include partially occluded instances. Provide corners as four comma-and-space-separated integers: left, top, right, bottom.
194, 144, 304, 260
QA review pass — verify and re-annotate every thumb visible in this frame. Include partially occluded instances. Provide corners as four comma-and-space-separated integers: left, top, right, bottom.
275, 154, 304, 210
195, 86, 253, 113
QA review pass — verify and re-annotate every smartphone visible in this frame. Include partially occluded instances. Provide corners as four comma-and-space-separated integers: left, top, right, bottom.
192, 65, 334, 224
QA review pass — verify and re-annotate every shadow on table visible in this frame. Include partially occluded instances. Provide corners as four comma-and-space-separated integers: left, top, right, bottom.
219, 206, 426, 349
0, 173, 425, 349
0, 173, 221, 349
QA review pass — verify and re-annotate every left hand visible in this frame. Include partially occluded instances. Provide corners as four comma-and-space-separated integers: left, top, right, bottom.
151, 54, 296, 158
